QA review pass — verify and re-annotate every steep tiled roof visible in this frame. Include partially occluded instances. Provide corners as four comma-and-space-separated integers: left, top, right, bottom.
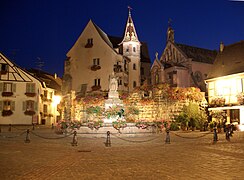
176, 43, 217, 64
207, 41, 244, 79
92, 21, 113, 48
28, 69, 62, 91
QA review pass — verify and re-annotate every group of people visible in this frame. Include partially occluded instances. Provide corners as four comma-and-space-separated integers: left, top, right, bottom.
225, 123, 234, 141
213, 121, 235, 142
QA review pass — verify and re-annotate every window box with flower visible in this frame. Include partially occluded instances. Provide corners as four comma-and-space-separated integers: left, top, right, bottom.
24, 110, 36, 116
91, 85, 101, 91
112, 119, 127, 132
25, 92, 36, 97
2, 110, 13, 116
237, 93, 244, 105
91, 65, 101, 71
87, 120, 103, 130
2, 92, 13, 97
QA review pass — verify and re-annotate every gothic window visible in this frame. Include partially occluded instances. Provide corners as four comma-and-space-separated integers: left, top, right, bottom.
133, 47, 136, 52
155, 73, 159, 84
119, 79, 122, 86
126, 46, 129, 52
133, 81, 136, 88
133, 63, 136, 70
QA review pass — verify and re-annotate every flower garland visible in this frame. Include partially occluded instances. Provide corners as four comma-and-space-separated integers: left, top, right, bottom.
112, 119, 127, 131
87, 120, 103, 130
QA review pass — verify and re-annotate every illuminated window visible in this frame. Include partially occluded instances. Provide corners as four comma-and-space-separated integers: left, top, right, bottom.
155, 73, 159, 84
3, 100, 11, 111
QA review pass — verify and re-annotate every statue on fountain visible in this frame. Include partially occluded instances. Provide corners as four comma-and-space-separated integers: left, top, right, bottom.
108, 72, 119, 99
104, 72, 124, 123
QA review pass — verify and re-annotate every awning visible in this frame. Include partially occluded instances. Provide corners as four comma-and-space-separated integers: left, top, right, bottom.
208, 105, 244, 111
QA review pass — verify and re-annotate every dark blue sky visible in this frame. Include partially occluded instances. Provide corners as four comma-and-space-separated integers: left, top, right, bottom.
0, 0, 243, 77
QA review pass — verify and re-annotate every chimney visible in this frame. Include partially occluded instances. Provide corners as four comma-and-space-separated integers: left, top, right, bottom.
220, 41, 224, 53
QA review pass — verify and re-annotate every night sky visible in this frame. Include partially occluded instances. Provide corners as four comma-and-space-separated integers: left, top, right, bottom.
0, 0, 243, 77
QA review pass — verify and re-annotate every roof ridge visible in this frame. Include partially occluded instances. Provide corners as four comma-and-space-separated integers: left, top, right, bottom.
176, 42, 216, 52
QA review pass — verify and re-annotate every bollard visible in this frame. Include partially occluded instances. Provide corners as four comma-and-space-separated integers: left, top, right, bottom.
213, 127, 218, 143
226, 125, 231, 141
165, 129, 170, 144
25, 129, 31, 143
8, 124, 12, 132
71, 131, 78, 146
105, 131, 111, 147
226, 129, 230, 141
32, 123, 35, 130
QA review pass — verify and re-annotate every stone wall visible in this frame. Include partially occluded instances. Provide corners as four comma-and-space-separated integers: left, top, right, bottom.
63, 90, 195, 123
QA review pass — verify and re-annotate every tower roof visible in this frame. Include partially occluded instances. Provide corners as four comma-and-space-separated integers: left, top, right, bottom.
122, 7, 139, 43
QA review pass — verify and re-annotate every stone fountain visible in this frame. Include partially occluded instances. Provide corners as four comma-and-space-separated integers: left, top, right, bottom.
104, 72, 124, 123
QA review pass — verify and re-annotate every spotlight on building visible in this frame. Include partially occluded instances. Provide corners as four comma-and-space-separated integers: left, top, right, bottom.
53, 95, 62, 105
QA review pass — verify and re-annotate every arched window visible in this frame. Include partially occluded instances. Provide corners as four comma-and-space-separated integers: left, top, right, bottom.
133, 63, 136, 70
133, 81, 136, 88
155, 73, 159, 84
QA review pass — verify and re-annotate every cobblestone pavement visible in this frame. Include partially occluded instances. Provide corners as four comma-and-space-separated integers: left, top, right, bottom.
0, 126, 244, 180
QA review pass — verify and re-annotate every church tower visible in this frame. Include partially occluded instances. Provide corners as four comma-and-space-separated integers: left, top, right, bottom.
121, 7, 141, 91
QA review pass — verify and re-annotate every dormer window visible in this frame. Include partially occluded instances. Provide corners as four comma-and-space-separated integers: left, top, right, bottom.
85, 38, 93, 48
0, 64, 8, 74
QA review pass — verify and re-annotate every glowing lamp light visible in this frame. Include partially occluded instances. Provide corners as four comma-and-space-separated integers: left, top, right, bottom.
53, 95, 61, 105
238, 124, 244, 132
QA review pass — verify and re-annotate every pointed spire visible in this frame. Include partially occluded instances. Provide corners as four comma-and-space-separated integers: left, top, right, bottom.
122, 6, 139, 42
167, 18, 174, 42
